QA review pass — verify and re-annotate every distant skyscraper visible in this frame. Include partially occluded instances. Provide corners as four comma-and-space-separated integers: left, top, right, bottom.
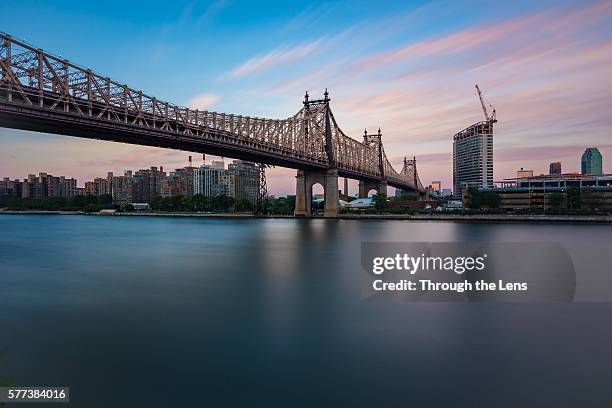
453, 122, 494, 195
516, 168, 534, 178
431, 181, 442, 192
581, 148, 602, 175
549, 162, 562, 175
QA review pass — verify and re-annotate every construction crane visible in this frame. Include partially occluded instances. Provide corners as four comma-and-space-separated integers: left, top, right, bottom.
475, 84, 497, 123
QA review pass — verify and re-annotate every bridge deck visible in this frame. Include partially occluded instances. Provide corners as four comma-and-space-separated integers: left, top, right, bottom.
0, 32, 423, 192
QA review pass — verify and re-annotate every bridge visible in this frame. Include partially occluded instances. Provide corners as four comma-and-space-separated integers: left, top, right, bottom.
0, 32, 424, 217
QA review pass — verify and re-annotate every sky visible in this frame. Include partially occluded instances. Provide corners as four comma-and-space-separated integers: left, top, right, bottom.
1, 0, 611, 195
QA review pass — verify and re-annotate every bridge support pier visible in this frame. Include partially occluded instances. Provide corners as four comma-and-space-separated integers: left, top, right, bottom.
294, 169, 339, 218
358, 180, 388, 198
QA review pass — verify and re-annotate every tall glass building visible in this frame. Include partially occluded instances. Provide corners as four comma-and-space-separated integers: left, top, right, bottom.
581, 148, 603, 175
453, 121, 494, 196
549, 162, 562, 175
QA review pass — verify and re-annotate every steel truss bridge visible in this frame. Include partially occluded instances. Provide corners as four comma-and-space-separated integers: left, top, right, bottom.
0, 33, 424, 216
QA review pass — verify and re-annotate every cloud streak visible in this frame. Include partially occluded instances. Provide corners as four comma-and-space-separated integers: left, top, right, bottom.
226, 39, 324, 78
187, 92, 220, 109
284, 1, 612, 189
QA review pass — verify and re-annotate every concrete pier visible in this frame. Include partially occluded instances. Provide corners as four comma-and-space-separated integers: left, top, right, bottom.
358, 180, 387, 198
294, 169, 339, 218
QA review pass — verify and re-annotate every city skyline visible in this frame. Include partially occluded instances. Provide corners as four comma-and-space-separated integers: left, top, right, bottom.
0, 0, 611, 195
0, 159, 262, 208
2, 146, 607, 192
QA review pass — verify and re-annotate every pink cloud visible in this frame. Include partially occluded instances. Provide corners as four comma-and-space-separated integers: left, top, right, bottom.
187, 93, 220, 109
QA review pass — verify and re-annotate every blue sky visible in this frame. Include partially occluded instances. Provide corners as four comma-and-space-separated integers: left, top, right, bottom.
1, 0, 611, 194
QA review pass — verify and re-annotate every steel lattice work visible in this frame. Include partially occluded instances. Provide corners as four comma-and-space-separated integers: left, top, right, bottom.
255, 162, 270, 214
400, 157, 424, 191
0, 33, 423, 192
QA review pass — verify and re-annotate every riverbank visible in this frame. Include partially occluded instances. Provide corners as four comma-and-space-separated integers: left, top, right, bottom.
1, 210, 611, 223
0, 210, 259, 218
338, 213, 612, 223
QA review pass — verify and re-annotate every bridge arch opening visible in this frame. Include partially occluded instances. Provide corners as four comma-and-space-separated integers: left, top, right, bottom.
310, 182, 325, 215
367, 188, 378, 197
311, 182, 324, 197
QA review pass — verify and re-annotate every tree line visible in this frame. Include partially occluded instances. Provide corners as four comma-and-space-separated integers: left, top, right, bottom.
140, 194, 297, 215
0, 194, 113, 212
0, 193, 297, 215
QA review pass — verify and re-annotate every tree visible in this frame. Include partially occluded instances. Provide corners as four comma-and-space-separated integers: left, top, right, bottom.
392, 192, 418, 201
151, 196, 164, 211
268, 196, 295, 215
177, 196, 193, 211
82, 203, 101, 212
466, 187, 500, 210
211, 195, 235, 212
0, 194, 120, 211
235, 197, 253, 212
567, 187, 581, 210
192, 194, 210, 212
97, 194, 113, 206
549, 192, 563, 211
373, 192, 388, 210
255, 198, 272, 215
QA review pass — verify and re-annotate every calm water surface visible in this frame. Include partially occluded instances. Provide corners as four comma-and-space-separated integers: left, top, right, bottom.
1, 215, 611, 407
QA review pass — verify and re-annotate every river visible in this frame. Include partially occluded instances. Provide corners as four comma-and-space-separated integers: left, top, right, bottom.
1, 215, 611, 407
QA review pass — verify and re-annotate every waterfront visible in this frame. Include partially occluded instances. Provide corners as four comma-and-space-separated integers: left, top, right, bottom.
1, 215, 612, 407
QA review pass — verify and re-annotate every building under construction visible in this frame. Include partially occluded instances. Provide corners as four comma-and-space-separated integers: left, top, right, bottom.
452, 85, 497, 196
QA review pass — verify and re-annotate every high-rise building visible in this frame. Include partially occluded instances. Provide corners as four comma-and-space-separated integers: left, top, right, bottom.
517, 168, 534, 178
133, 167, 166, 203
17, 172, 78, 199
84, 177, 111, 196
59, 176, 78, 198
453, 121, 494, 195
431, 181, 442, 192
0, 177, 21, 197
106, 172, 115, 198
549, 162, 562, 175
218, 172, 235, 198
581, 148, 603, 175
112, 171, 134, 207
194, 163, 224, 197
226, 160, 260, 204
82, 167, 163, 205
161, 167, 195, 198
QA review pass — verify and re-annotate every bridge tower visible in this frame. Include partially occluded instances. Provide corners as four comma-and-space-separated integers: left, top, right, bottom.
294, 89, 339, 218
358, 128, 388, 198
